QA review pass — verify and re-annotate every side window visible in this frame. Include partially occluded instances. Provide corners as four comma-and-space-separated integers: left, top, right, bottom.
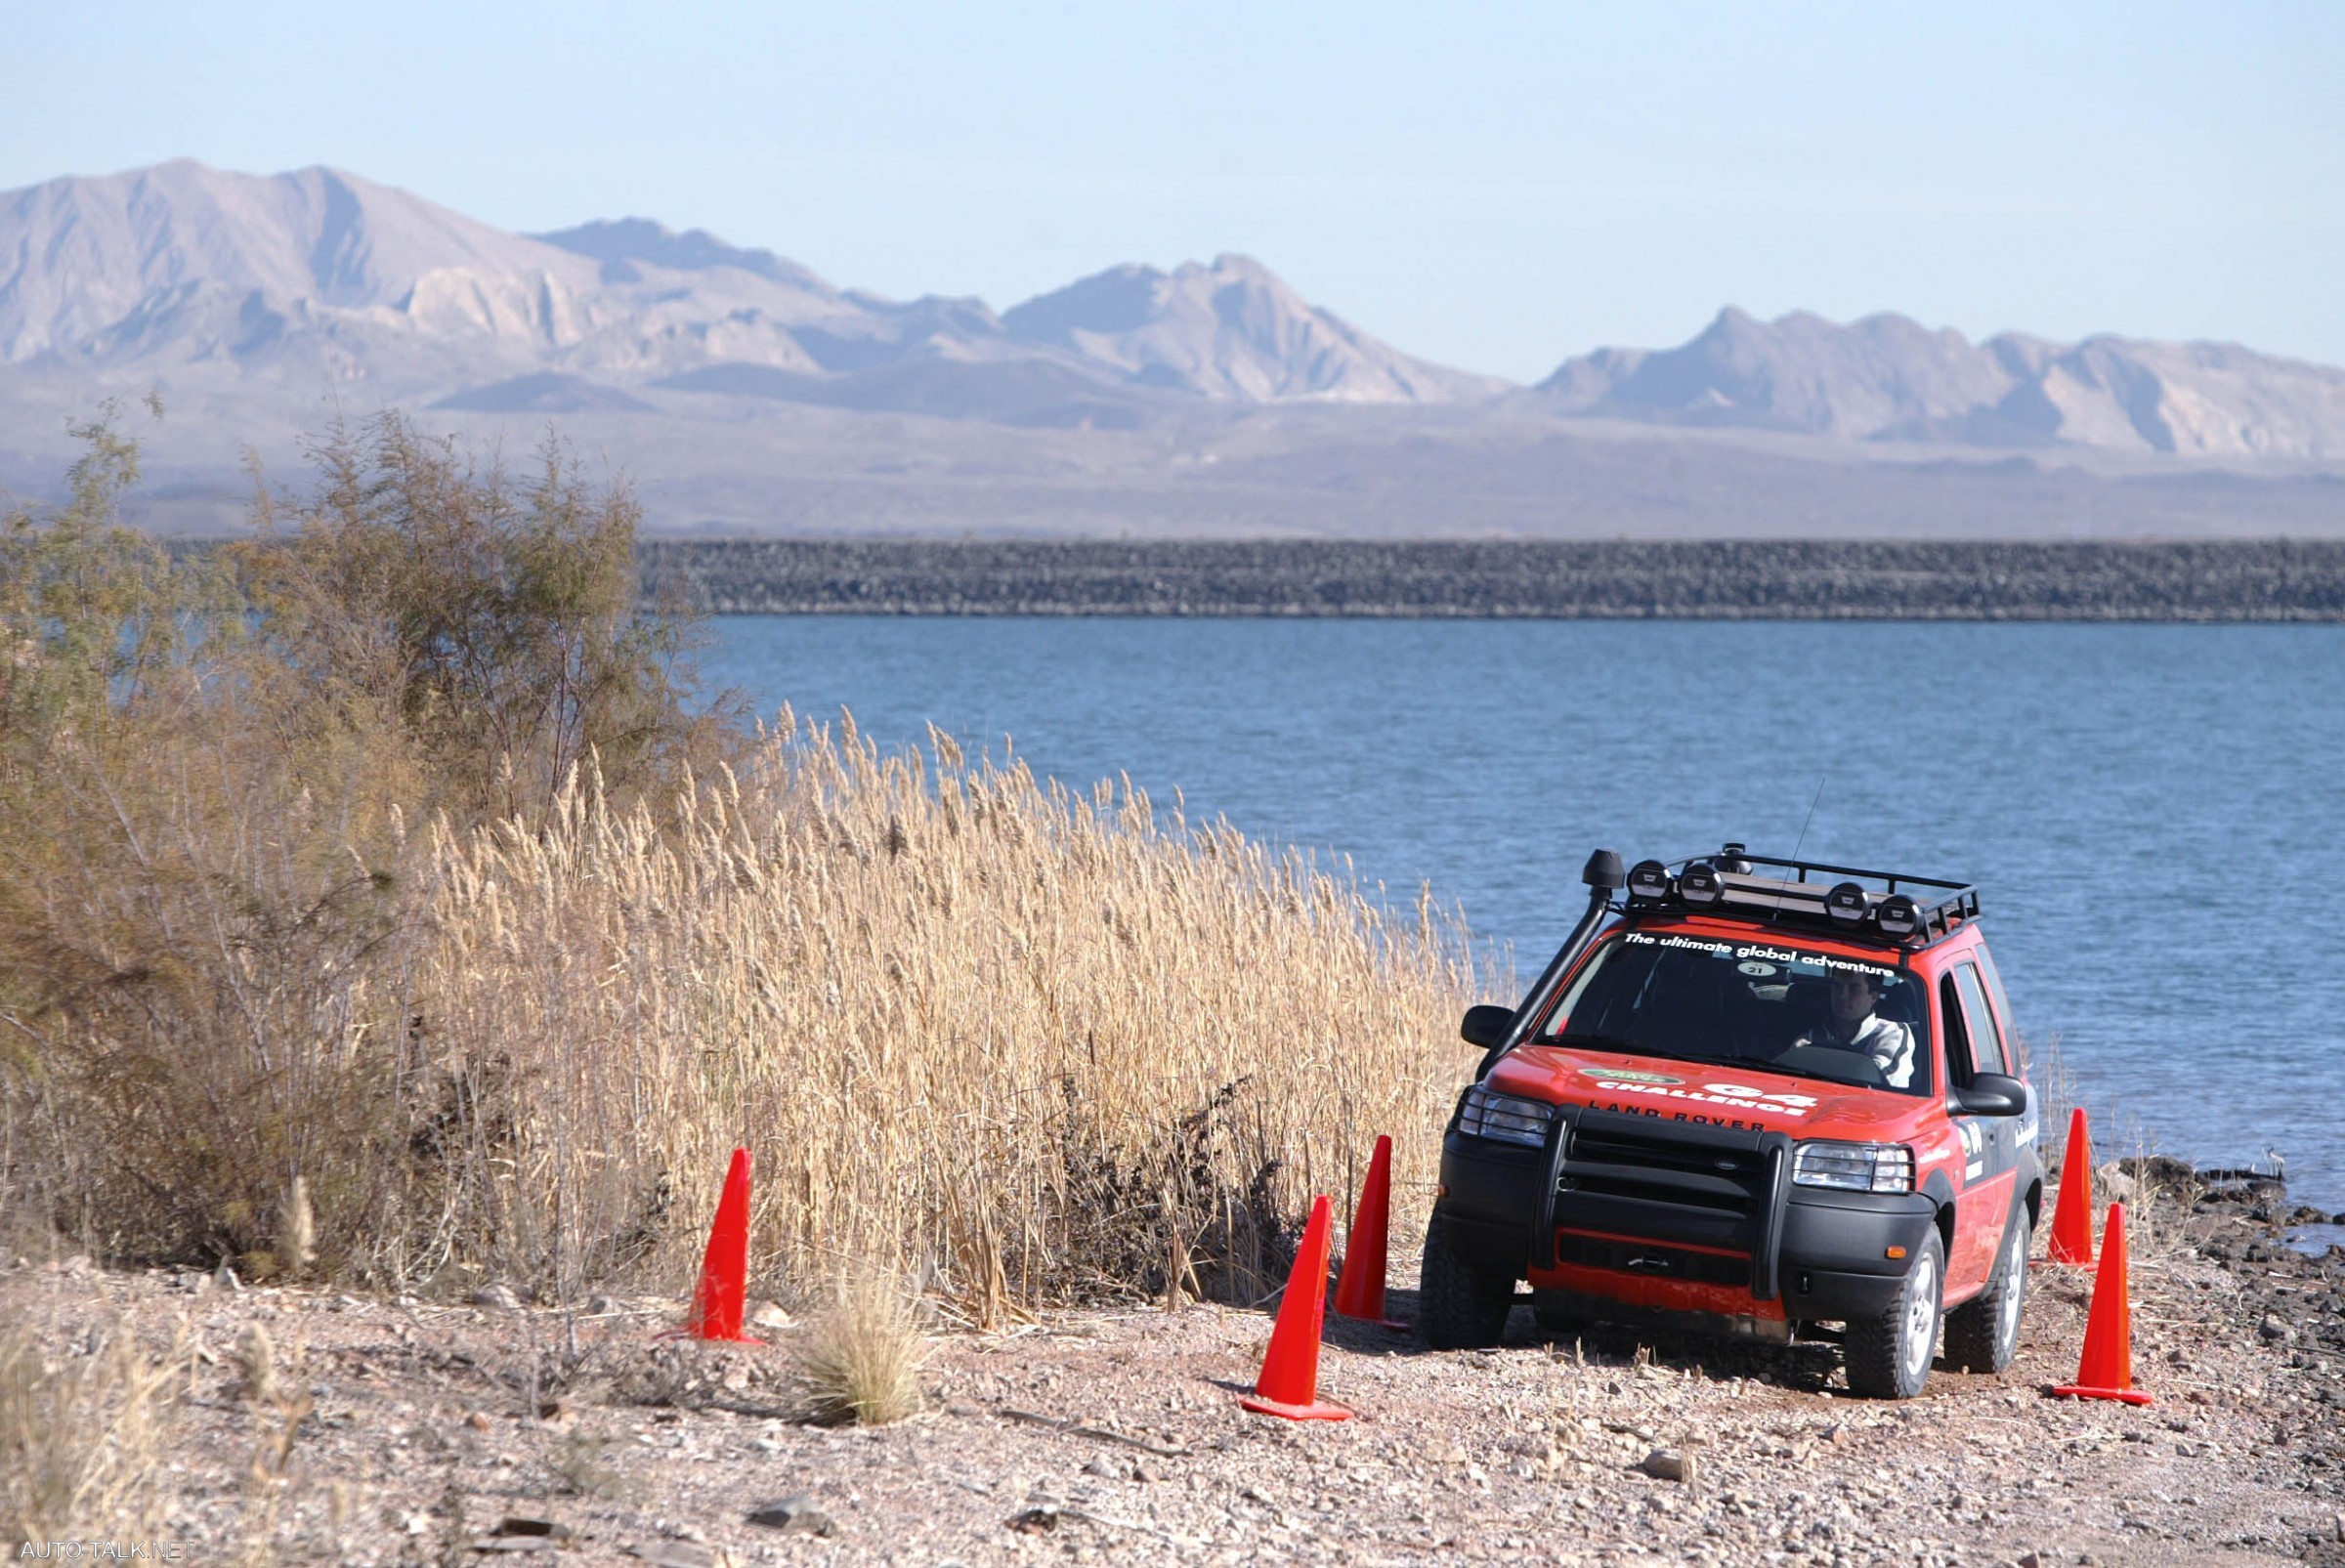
1938, 974, 1975, 1089
1953, 963, 2007, 1077
1973, 946, 2023, 1075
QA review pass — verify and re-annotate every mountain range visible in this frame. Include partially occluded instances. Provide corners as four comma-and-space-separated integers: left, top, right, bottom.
3, 160, 2341, 536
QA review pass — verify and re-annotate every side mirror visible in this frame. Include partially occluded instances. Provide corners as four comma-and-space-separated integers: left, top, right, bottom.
1459, 1004, 1514, 1051
1953, 1072, 2027, 1117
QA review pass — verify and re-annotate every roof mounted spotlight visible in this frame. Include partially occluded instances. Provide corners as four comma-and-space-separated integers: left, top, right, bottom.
1627, 859, 1673, 902
1875, 894, 1922, 939
1825, 881, 1870, 925
1679, 861, 1725, 907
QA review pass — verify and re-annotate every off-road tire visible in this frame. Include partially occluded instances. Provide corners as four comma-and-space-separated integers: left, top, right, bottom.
1843, 1228, 1943, 1399
1943, 1209, 2029, 1373
1419, 1209, 1514, 1350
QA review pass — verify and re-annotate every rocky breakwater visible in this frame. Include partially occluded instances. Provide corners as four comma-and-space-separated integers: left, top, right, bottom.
641, 538, 2345, 619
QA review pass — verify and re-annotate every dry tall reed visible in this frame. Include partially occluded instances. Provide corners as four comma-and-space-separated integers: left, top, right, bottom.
418, 714, 1482, 1318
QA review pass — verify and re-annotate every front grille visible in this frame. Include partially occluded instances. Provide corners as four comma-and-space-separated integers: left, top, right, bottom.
1560, 1122, 1769, 1217
1549, 1109, 1780, 1260
1553, 1231, 1750, 1287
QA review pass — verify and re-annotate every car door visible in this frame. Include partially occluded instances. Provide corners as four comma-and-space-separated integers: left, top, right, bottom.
1942, 960, 2019, 1291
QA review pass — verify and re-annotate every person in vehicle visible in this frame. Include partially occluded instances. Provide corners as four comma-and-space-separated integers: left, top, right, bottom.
1797, 968, 1916, 1087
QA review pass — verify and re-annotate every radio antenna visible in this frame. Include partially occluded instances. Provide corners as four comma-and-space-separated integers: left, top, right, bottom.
1790, 772, 1827, 864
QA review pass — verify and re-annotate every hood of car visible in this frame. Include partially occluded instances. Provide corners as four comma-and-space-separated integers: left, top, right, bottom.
1487, 1041, 1927, 1138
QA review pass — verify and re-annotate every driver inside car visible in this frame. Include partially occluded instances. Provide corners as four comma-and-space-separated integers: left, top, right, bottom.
1797, 969, 1917, 1088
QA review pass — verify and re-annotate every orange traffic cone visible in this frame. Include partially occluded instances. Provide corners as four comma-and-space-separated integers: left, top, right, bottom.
1240, 1194, 1353, 1421
679, 1147, 762, 1343
2049, 1201, 2153, 1406
2046, 1107, 2096, 1265
1332, 1134, 1408, 1330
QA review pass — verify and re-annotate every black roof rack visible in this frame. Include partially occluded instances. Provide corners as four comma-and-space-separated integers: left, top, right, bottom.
1620, 842, 1981, 948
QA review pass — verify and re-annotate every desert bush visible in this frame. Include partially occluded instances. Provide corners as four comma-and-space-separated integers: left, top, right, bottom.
0, 408, 715, 1280
234, 410, 731, 826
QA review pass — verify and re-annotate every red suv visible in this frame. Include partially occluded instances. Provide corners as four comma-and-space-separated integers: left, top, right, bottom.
1423, 846, 2040, 1399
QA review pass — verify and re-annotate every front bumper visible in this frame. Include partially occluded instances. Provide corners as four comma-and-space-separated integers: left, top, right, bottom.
1435, 1106, 1938, 1325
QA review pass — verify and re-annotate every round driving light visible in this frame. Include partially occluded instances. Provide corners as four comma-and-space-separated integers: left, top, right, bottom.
1627, 859, 1672, 901
1680, 862, 1724, 906
1876, 894, 1921, 937
1826, 881, 1869, 924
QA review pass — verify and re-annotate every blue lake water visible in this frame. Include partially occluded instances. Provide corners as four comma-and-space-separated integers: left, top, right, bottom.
704, 617, 2345, 1215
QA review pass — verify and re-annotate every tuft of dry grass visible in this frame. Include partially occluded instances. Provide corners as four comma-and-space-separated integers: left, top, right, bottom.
233, 1324, 278, 1405
792, 1266, 932, 1425
0, 1304, 179, 1547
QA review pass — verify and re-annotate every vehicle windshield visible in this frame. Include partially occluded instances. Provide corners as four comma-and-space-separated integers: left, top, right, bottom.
1535, 928, 1933, 1095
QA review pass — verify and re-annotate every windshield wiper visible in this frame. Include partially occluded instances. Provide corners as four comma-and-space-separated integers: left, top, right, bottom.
1551, 1032, 1645, 1053
1693, 1053, 1808, 1077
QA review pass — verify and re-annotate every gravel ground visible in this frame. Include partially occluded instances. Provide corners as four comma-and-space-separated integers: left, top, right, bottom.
12, 1175, 2343, 1567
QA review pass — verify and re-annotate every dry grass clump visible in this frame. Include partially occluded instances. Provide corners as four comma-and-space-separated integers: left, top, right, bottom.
793, 1266, 932, 1425
0, 1305, 179, 1547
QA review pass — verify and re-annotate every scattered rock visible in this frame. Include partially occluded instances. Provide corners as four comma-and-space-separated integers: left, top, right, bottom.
619, 1546, 712, 1568
748, 1301, 793, 1331
1008, 1504, 1062, 1534
586, 1295, 619, 1315
1638, 1449, 1693, 1483
490, 1519, 573, 1541
473, 1284, 524, 1311
465, 1410, 493, 1431
745, 1496, 835, 1537
2261, 1314, 2295, 1342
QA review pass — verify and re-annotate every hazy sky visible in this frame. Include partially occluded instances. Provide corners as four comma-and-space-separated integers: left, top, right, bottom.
7, 1, 2340, 381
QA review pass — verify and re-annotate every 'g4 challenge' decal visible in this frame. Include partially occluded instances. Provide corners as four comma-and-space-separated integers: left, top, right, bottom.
1582, 1077, 1819, 1118
1577, 1067, 1682, 1085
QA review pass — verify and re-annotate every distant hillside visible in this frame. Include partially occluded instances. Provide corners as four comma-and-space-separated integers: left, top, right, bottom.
0, 161, 1486, 420
1536, 307, 2345, 459
2, 160, 2341, 538
1002, 255, 1505, 403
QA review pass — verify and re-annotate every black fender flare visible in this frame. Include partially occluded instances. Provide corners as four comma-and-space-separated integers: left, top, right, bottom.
1919, 1168, 1958, 1257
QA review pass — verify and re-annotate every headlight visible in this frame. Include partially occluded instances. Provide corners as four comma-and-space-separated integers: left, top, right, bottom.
1792, 1140, 1914, 1194
1457, 1084, 1556, 1148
